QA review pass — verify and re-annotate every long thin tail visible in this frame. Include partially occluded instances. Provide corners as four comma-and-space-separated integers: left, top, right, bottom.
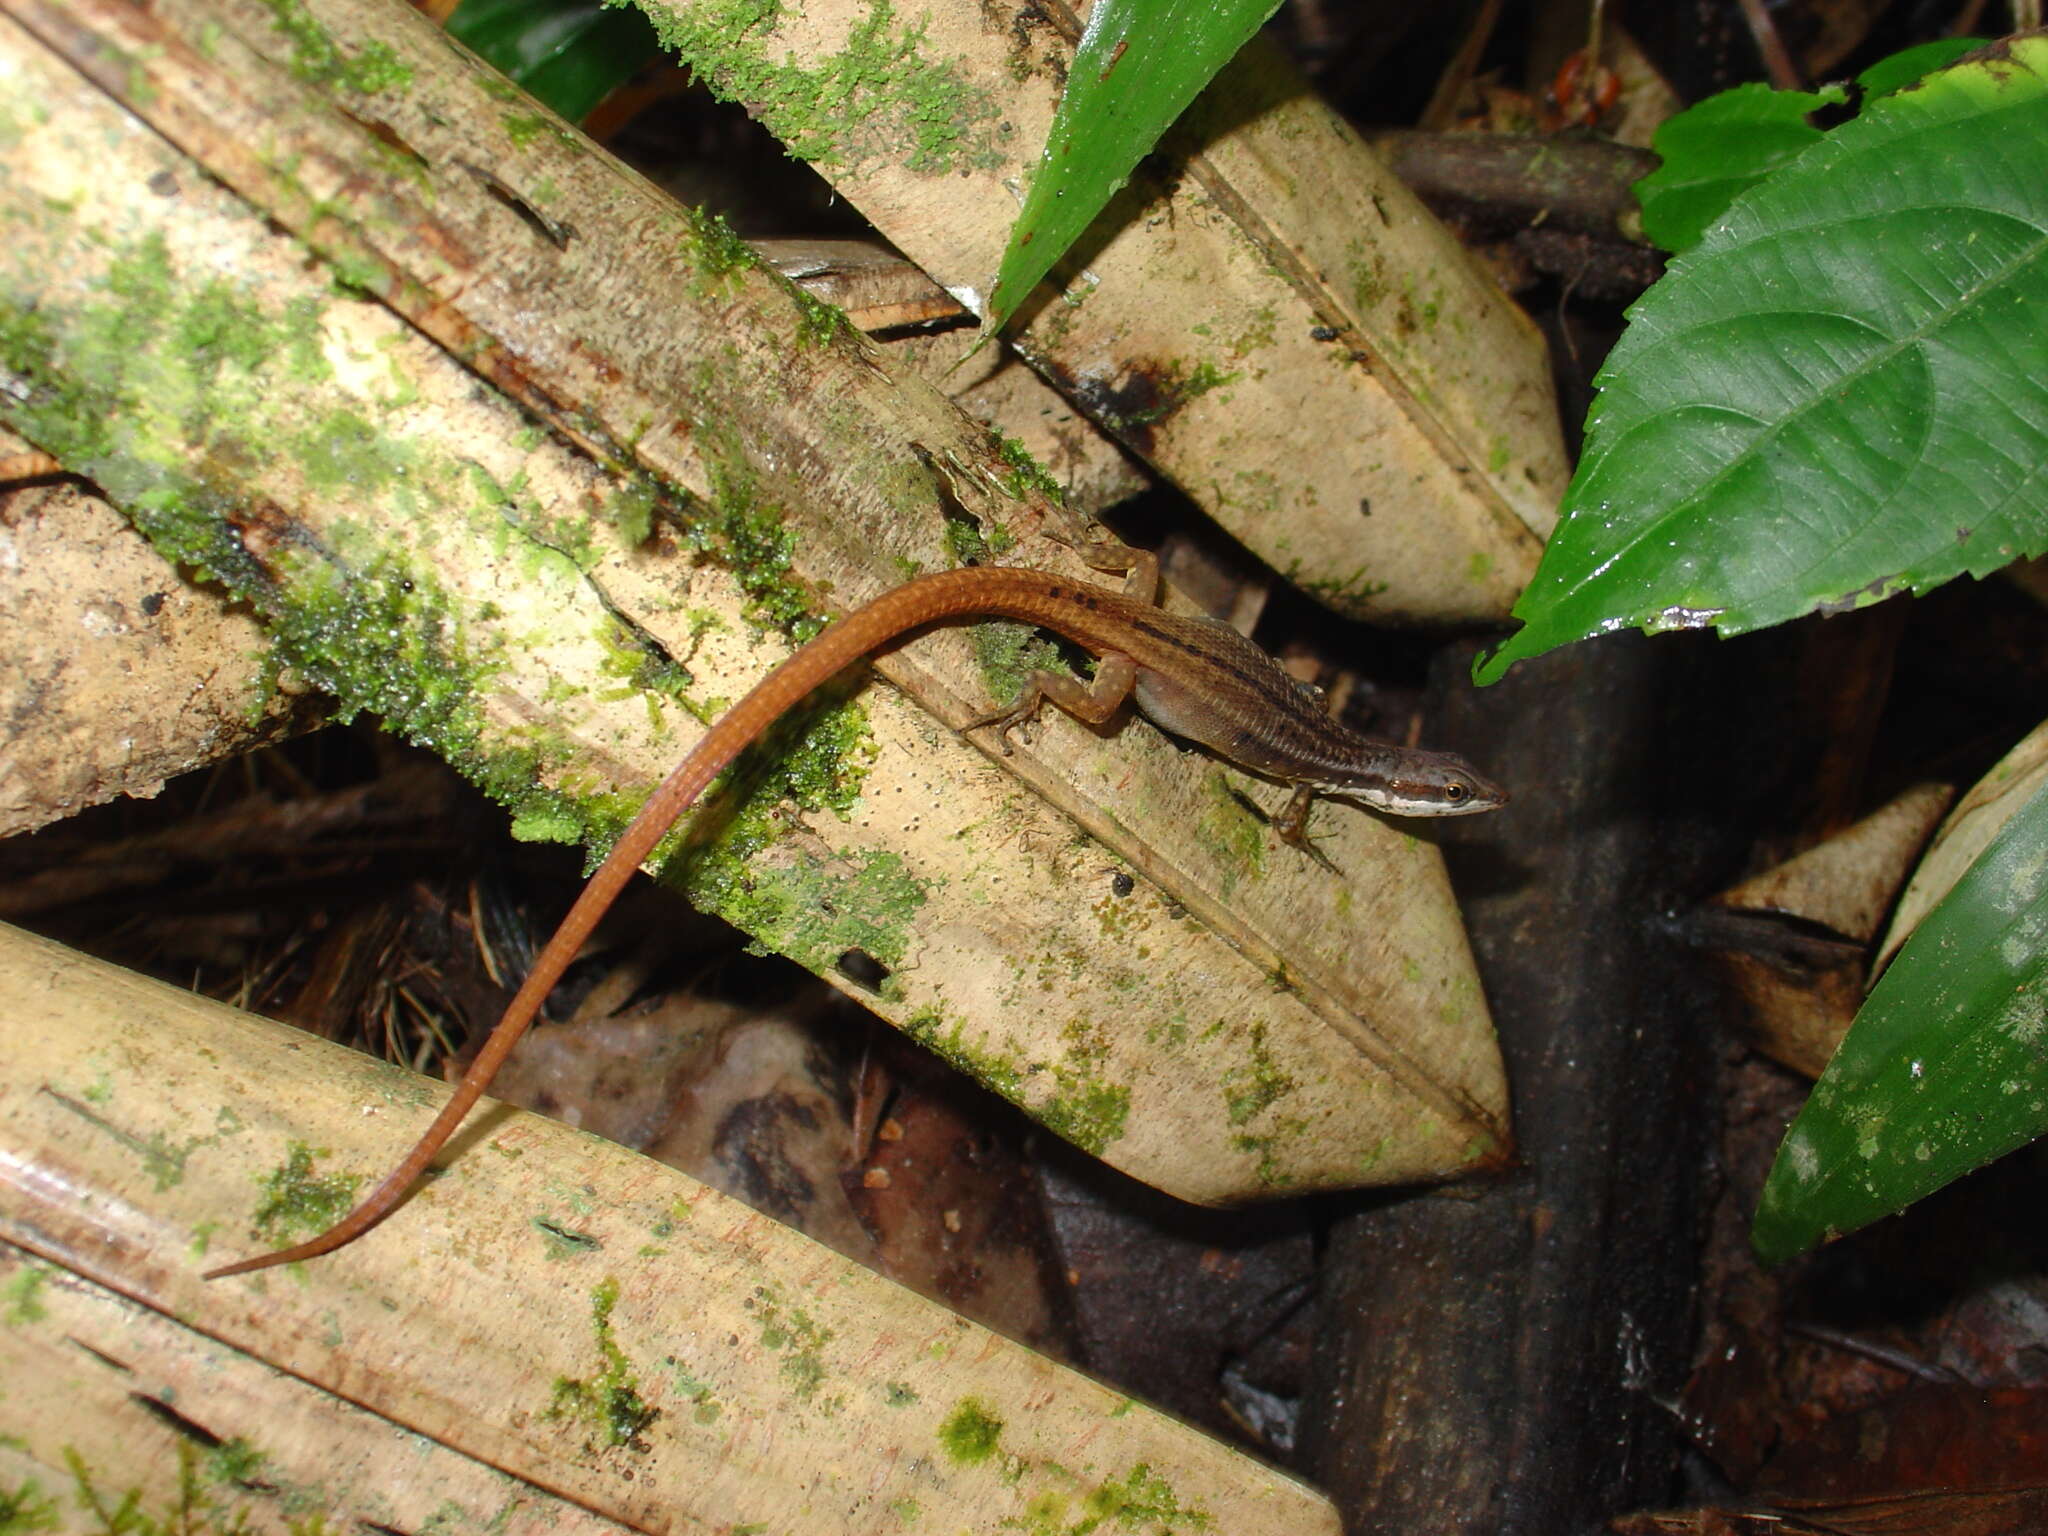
201, 741, 729, 1278
201, 566, 1091, 1279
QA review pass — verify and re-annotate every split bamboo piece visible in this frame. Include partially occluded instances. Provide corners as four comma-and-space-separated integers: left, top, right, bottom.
755, 241, 1151, 515
0, 922, 1338, 1534
0, 1236, 635, 1534
642, 0, 1569, 622
0, 0, 1508, 1202
0, 429, 302, 836
1708, 784, 1954, 1078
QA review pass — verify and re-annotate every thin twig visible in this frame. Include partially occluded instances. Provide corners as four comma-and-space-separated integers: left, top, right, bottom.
1734, 0, 1805, 91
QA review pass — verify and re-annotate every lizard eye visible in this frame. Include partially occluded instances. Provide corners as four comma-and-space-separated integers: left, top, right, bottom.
1444, 781, 1467, 801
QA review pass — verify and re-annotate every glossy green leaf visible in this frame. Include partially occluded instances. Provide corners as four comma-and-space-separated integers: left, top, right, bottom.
1635, 39, 1982, 255
1753, 776, 2048, 1263
1854, 35, 1986, 99
1634, 82, 1845, 255
449, 0, 660, 124
1478, 37, 2048, 685
986, 0, 1282, 331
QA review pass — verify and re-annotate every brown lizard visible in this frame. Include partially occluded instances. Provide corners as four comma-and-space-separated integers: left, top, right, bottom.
205, 543, 1504, 1279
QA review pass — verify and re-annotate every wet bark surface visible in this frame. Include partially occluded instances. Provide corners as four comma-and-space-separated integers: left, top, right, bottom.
1300, 629, 1758, 1532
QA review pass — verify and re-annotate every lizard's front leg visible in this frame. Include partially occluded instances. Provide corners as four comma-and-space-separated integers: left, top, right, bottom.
1273, 782, 1323, 847
1065, 539, 1160, 605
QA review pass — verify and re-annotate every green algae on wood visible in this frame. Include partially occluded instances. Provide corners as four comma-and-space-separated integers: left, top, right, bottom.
0, 1475, 59, 1534
1221, 1022, 1297, 1128
1038, 1016, 1132, 1154
546, 1276, 659, 1451
658, 693, 913, 972
260, 0, 411, 93
0, 228, 667, 881
744, 1284, 840, 1410
900, 1009, 1131, 1157
2, 1264, 48, 1328
933, 1396, 1220, 1534
990, 431, 1066, 509
1231, 1116, 1312, 1192
1192, 771, 1267, 897
937, 1396, 1004, 1466
667, 1358, 726, 1425
635, 0, 1005, 174
248, 1142, 362, 1249
1280, 558, 1390, 611
1036, 1070, 1131, 1158
673, 448, 823, 640
39, 1090, 242, 1194
673, 204, 763, 298
965, 620, 1069, 714
1065, 1462, 1216, 1533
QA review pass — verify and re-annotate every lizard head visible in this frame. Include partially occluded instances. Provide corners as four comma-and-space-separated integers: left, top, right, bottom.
1327, 752, 1508, 818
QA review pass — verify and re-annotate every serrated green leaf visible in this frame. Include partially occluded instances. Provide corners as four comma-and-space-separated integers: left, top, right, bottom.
985, 0, 1281, 332
1636, 39, 1984, 255
1478, 37, 2048, 686
1635, 81, 1845, 255
449, 0, 659, 124
1753, 775, 2048, 1264
1854, 35, 1985, 99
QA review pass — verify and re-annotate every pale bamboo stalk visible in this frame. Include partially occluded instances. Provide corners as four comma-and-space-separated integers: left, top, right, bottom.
0, 922, 1339, 1535
0, 430, 304, 836
642, 0, 1568, 621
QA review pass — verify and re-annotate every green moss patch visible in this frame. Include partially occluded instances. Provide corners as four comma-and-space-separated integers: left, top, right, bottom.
744, 1284, 840, 1410
1221, 1021, 1296, 1128
901, 1010, 1130, 1156
638, 0, 1003, 173
0, 1476, 59, 1534
663, 694, 918, 977
248, 1142, 362, 1248
1193, 772, 1267, 896
261, 0, 411, 92
0, 225, 691, 882
936, 1396, 1003, 1465
1, 1265, 48, 1328
1070, 1462, 1214, 1533
547, 1276, 659, 1450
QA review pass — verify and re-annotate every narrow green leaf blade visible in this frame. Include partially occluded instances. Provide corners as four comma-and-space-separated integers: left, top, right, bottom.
986, 0, 1282, 332
1479, 37, 2048, 685
1753, 776, 2048, 1264
449, 0, 660, 124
